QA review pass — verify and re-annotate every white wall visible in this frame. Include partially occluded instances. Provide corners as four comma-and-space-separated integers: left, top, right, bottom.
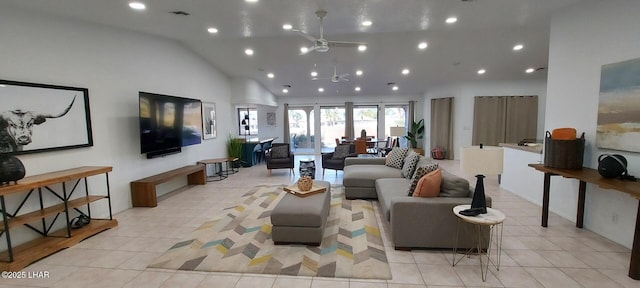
0, 7, 232, 244
423, 80, 547, 159
231, 78, 277, 107
544, 0, 640, 248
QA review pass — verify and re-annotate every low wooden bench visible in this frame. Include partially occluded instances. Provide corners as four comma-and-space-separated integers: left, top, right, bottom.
130, 165, 206, 207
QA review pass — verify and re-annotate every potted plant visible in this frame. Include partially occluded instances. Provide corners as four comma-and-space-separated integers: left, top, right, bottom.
226, 133, 243, 167
405, 119, 425, 155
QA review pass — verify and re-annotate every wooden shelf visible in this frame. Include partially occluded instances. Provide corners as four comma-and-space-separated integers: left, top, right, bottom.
0, 195, 107, 230
0, 166, 112, 197
0, 219, 117, 271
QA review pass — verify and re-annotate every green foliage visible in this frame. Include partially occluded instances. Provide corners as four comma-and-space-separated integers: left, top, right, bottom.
404, 119, 425, 148
226, 134, 243, 160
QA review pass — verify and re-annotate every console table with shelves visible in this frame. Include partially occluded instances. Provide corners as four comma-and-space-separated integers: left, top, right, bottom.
0, 166, 117, 271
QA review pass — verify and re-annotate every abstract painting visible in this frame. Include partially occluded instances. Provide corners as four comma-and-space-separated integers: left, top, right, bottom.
597, 58, 640, 152
202, 102, 216, 139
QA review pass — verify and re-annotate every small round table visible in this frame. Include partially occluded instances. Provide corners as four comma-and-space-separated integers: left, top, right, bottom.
452, 205, 505, 282
299, 159, 316, 179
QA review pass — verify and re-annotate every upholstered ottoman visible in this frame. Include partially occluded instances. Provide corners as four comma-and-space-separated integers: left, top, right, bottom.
271, 180, 331, 246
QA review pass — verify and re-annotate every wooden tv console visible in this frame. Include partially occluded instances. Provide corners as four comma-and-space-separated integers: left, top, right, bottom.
130, 165, 206, 207
0, 166, 117, 271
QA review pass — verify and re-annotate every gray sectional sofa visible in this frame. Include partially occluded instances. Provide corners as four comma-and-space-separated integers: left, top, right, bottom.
343, 156, 490, 250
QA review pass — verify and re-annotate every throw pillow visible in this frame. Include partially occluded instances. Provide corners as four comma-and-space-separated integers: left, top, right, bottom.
270, 145, 289, 159
413, 169, 442, 197
401, 150, 420, 178
385, 147, 408, 169
332, 144, 351, 159
407, 163, 439, 196
439, 169, 471, 197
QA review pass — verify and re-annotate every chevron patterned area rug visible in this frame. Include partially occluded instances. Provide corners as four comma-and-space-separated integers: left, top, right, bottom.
148, 185, 391, 279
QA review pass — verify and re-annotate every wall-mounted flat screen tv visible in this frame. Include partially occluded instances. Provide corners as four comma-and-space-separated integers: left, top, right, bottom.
139, 92, 202, 158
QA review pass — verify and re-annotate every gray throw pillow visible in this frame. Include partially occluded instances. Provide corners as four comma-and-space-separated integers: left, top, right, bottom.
401, 150, 420, 178
439, 170, 471, 197
332, 144, 351, 159
270, 145, 289, 159
385, 147, 408, 169
407, 163, 439, 196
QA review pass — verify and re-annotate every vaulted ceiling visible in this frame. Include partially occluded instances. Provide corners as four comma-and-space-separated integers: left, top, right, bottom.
2, 0, 581, 97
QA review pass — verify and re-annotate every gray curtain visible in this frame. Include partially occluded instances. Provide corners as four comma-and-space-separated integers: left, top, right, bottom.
472, 96, 507, 146
408, 100, 415, 124
430, 97, 454, 159
345, 102, 354, 139
505, 96, 538, 143
283, 103, 290, 144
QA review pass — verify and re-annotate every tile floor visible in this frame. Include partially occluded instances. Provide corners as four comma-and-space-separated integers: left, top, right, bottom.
0, 157, 637, 288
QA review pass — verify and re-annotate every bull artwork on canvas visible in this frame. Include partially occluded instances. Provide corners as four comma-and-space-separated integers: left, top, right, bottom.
0, 96, 76, 153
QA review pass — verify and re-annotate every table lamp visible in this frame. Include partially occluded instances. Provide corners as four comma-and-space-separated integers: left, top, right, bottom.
460, 145, 503, 216
390, 126, 405, 147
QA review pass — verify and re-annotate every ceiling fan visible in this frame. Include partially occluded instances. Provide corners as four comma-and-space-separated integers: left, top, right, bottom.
313, 65, 349, 82
290, 9, 367, 54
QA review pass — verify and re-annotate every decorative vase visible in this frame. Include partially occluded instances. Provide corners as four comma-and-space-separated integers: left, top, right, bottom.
0, 154, 26, 185
297, 176, 313, 191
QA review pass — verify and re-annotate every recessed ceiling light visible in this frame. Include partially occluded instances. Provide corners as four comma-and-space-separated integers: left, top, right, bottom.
282, 24, 292, 30
355, 70, 363, 76
244, 48, 254, 56
446, 16, 457, 24
245, 0, 258, 3
300, 47, 309, 54
525, 68, 535, 73
207, 27, 218, 34
355, 86, 361, 92
392, 86, 399, 91
129, 2, 146, 10
318, 87, 324, 93
402, 68, 410, 75
418, 42, 428, 50
282, 88, 289, 93
311, 71, 318, 77
267, 73, 274, 78
513, 44, 524, 51
477, 69, 486, 74
361, 20, 372, 27
358, 45, 367, 52
0, 84, 6, 88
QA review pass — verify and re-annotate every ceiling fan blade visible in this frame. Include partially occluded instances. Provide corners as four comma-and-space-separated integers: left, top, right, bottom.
328, 41, 366, 47
291, 29, 318, 42
311, 77, 330, 80
338, 73, 350, 78
299, 45, 319, 55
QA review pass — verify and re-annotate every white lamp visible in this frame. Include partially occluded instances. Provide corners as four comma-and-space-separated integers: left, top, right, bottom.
460, 145, 503, 216
390, 126, 405, 147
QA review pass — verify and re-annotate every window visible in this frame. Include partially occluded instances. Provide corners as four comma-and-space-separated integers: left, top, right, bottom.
238, 108, 258, 135
320, 106, 345, 149
353, 105, 378, 137
384, 105, 408, 138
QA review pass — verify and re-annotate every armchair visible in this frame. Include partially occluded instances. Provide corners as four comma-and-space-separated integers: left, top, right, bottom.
321, 144, 356, 175
265, 143, 294, 176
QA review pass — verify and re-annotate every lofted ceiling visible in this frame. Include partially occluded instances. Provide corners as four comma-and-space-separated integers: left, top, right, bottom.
2, 0, 581, 97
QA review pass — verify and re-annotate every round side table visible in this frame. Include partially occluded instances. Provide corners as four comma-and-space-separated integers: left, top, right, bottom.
452, 204, 505, 282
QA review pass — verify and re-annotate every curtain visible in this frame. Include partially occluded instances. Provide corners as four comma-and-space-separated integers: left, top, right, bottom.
283, 103, 290, 144
408, 100, 415, 124
472, 96, 507, 146
345, 101, 354, 139
430, 97, 454, 159
505, 96, 538, 143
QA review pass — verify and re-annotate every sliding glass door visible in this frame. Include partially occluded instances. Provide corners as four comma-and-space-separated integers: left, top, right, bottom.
288, 106, 315, 154
353, 105, 378, 138
320, 106, 345, 153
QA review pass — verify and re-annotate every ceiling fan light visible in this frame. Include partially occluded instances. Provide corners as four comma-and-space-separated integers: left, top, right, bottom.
310, 71, 318, 77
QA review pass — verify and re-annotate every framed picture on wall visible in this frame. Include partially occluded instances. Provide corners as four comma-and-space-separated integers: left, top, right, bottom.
266, 112, 276, 126
202, 101, 217, 139
0, 79, 93, 155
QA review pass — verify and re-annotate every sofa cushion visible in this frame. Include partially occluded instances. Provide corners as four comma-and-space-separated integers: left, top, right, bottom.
270, 145, 289, 159
375, 178, 411, 221
440, 170, 470, 197
401, 150, 420, 178
385, 147, 408, 169
332, 144, 351, 159
407, 163, 439, 196
344, 164, 403, 188
413, 169, 442, 197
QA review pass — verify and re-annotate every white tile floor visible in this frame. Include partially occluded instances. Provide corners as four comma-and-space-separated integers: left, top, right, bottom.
0, 157, 637, 288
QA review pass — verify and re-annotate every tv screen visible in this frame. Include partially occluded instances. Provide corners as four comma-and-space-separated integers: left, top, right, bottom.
139, 92, 202, 156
